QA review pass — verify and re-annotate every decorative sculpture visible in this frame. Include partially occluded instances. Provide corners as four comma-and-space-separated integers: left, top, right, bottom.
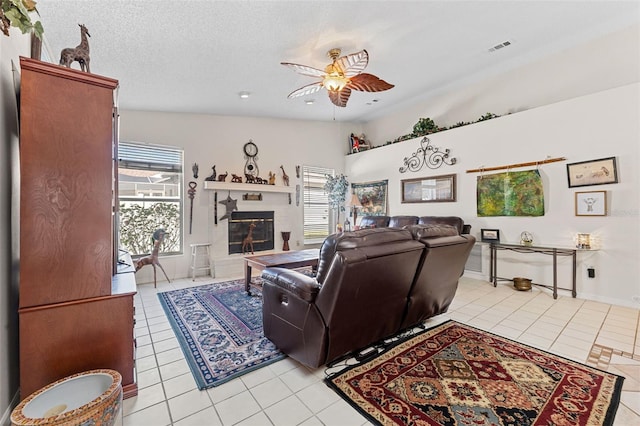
268, 172, 276, 185
231, 173, 243, 183
59, 24, 91, 72
242, 222, 257, 254
205, 165, 217, 181
192, 163, 199, 179
187, 181, 196, 234
399, 137, 456, 173
217, 171, 228, 182
135, 229, 171, 288
280, 165, 290, 186
218, 193, 237, 220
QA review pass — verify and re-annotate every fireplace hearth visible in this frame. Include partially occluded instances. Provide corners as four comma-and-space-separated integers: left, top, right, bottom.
228, 211, 274, 254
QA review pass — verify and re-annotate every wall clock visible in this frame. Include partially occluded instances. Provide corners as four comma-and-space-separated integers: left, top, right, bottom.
243, 140, 259, 177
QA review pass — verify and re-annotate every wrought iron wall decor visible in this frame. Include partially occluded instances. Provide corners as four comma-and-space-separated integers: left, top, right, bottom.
399, 137, 456, 173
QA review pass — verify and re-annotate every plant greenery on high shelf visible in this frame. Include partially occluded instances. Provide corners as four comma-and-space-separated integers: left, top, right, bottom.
1, 0, 43, 39
324, 174, 348, 228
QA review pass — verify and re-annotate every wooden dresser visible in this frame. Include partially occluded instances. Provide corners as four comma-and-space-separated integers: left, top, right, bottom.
18, 57, 137, 400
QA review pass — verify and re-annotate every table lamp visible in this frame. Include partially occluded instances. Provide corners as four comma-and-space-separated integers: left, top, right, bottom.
350, 194, 362, 227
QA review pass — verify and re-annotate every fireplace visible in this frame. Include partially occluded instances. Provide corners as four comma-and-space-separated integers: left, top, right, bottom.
228, 211, 274, 254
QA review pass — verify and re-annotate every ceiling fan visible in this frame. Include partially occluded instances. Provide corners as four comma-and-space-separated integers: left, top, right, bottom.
281, 48, 394, 107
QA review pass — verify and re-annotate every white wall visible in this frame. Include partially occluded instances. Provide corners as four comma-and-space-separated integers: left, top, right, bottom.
0, 28, 30, 426
347, 83, 640, 307
363, 23, 639, 147
119, 111, 356, 282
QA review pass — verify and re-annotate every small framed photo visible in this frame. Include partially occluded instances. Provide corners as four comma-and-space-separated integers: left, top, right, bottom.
575, 191, 607, 216
566, 157, 618, 188
481, 229, 500, 242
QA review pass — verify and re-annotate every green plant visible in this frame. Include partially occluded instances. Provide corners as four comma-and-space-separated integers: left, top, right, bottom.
1, 0, 43, 39
119, 202, 181, 256
324, 173, 349, 225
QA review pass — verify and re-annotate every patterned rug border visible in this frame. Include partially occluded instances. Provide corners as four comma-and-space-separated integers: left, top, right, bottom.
325, 319, 625, 426
157, 281, 285, 390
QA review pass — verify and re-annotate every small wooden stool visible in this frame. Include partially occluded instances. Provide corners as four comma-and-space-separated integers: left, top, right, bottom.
190, 243, 213, 281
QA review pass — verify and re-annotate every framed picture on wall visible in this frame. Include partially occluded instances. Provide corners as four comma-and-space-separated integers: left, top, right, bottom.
575, 191, 607, 216
401, 173, 456, 203
566, 157, 618, 188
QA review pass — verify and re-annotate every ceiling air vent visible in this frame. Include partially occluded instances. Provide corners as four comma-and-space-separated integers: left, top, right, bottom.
488, 40, 512, 52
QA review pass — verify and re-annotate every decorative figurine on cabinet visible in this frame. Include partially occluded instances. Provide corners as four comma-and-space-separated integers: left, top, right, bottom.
59, 24, 91, 72
217, 171, 228, 182
231, 173, 243, 183
268, 172, 276, 185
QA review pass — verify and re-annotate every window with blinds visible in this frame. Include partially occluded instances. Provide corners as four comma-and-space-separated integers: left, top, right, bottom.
303, 165, 333, 244
118, 141, 184, 256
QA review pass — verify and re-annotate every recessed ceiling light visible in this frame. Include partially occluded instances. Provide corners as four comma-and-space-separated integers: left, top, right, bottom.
239, 91, 250, 99
305, 99, 314, 105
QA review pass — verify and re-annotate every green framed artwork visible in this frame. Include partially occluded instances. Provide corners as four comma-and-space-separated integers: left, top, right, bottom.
477, 170, 544, 216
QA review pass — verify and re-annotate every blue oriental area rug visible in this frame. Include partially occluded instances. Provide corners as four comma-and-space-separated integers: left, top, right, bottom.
158, 279, 285, 389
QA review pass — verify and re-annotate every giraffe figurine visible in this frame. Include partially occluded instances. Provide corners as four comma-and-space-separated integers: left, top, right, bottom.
242, 222, 257, 254
59, 24, 91, 73
135, 229, 171, 288
280, 165, 290, 186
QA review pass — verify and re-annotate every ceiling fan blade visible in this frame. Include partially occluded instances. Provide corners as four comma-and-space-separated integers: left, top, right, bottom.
287, 82, 324, 99
334, 50, 369, 77
328, 87, 352, 107
281, 62, 326, 78
347, 73, 394, 92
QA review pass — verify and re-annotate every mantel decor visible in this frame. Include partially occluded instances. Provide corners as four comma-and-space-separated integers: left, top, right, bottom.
399, 137, 456, 173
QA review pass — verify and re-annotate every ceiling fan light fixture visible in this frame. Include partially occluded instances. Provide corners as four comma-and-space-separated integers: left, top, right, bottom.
238, 91, 251, 99
322, 73, 349, 92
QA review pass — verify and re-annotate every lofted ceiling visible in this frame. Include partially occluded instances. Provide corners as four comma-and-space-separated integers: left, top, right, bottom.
35, 1, 639, 123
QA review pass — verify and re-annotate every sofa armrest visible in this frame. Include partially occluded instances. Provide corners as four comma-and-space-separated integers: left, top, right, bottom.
261, 268, 321, 302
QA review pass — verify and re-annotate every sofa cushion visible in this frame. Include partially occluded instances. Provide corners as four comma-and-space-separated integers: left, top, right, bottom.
359, 215, 390, 228
388, 216, 419, 228
407, 224, 459, 240
418, 216, 464, 234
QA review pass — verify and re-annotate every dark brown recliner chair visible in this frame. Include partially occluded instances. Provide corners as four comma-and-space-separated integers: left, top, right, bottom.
400, 224, 476, 329
261, 228, 424, 368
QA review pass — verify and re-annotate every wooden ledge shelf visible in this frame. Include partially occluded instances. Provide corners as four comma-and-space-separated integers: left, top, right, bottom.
203, 181, 295, 193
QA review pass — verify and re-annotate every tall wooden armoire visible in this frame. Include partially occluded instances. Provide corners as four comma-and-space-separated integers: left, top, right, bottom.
18, 57, 137, 400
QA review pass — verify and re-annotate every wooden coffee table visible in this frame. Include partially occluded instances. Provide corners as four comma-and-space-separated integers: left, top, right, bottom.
244, 248, 320, 295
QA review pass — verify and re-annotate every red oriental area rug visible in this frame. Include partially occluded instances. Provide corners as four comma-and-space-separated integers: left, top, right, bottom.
326, 320, 623, 426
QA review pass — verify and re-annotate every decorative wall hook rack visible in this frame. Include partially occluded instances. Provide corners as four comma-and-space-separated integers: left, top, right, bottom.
399, 137, 456, 173
466, 157, 566, 174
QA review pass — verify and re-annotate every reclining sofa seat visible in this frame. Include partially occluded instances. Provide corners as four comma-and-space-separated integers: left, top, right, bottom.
261, 228, 424, 368
360, 215, 470, 234
401, 224, 476, 328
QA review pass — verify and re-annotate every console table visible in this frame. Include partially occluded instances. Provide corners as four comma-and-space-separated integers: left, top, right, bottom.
489, 242, 588, 299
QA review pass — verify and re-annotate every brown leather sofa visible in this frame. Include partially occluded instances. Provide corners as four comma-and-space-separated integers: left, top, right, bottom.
359, 215, 471, 234
261, 223, 475, 368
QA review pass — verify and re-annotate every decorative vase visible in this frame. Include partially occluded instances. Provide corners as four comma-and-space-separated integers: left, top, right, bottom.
281, 231, 291, 251
11, 369, 123, 426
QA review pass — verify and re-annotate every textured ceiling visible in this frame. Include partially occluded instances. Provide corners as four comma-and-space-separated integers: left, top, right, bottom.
36, 1, 639, 123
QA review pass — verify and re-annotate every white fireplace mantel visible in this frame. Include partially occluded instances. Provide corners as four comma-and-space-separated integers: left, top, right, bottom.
203, 181, 295, 193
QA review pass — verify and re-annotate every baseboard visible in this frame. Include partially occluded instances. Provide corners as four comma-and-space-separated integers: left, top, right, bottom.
1, 390, 19, 426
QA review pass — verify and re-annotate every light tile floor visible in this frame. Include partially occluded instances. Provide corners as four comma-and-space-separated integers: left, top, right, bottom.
125, 275, 640, 425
